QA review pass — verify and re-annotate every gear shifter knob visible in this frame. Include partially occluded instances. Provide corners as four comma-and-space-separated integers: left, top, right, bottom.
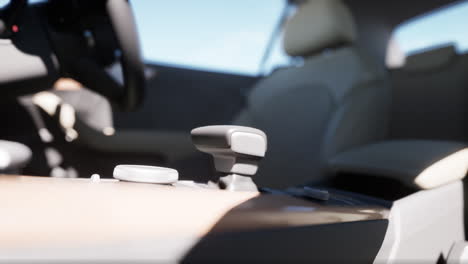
191, 126, 267, 191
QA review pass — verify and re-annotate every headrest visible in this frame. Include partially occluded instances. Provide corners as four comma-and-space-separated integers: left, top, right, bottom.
283, 0, 357, 57
404, 44, 457, 72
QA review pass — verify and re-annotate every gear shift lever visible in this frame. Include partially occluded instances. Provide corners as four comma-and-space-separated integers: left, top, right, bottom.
191, 126, 267, 192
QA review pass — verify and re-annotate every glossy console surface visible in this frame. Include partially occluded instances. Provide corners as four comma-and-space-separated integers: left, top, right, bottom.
205, 194, 388, 234
0, 175, 389, 262
184, 194, 389, 263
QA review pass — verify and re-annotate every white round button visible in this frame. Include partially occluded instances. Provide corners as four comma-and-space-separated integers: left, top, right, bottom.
113, 165, 179, 184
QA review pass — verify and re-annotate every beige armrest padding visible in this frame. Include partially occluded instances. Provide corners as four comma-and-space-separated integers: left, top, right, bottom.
0, 176, 257, 261
328, 140, 468, 189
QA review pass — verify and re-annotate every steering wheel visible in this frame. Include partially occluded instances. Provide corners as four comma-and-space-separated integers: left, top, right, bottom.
47, 0, 145, 111
105, 0, 145, 111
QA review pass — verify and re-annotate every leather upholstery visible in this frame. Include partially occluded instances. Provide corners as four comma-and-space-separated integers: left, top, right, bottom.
404, 44, 457, 72
390, 44, 468, 142
329, 140, 468, 189
283, 0, 357, 57
234, 0, 389, 188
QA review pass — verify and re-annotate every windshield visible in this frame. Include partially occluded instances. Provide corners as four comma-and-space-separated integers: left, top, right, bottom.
132, 0, 291, 76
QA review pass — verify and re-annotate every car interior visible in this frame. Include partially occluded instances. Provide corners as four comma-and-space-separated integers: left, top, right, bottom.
0, 0, 468, 229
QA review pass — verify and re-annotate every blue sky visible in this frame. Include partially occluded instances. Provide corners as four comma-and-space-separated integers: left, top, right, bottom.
131, 0, 288, 75
132, 0, 468, 75
2, 0, 468, 75
394, 0, 468, 55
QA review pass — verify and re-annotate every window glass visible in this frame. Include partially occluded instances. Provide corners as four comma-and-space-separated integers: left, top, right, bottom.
132, 0, 290, 76
0, 0, 7, 8
0, 0, 45, 8
387, 0, 468, 68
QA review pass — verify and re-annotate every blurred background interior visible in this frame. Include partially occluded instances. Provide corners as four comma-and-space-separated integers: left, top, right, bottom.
0, 0, 467, 188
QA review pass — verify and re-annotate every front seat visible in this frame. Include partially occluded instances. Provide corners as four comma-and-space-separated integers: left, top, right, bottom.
20, 0, 390, 188
232, 0, 390, 188
0, 140, 32, 174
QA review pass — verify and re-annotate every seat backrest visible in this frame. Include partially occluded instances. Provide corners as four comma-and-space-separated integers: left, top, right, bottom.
234, 0, 390, 188
390, 44, 468, 142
